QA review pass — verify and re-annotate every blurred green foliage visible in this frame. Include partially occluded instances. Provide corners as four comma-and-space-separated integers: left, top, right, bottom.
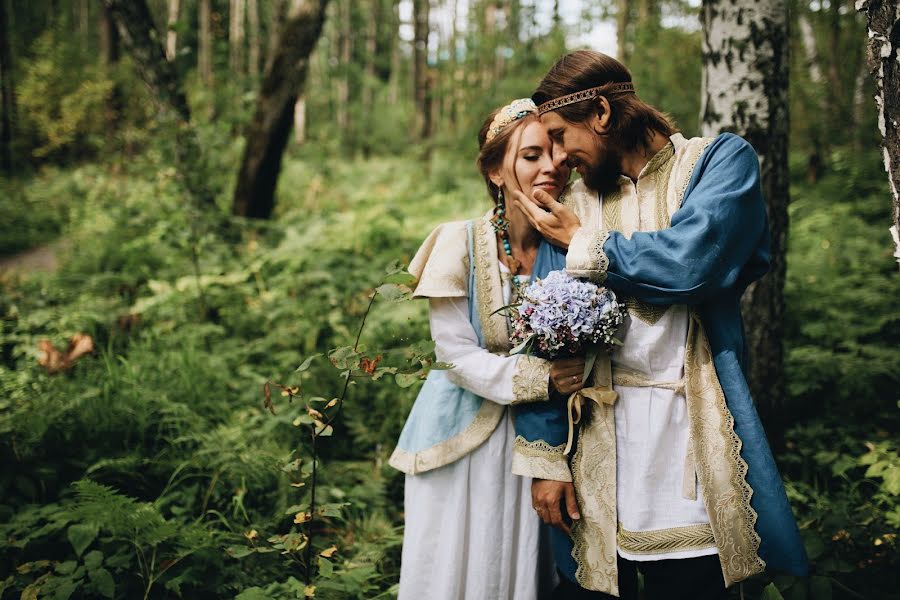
0, 1, 897, 598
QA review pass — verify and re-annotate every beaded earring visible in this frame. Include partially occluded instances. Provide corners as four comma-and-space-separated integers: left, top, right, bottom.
490, 188, 509, 234
491, 187, 524, 286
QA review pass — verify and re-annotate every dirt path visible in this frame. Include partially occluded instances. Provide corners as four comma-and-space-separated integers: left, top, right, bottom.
0, 241, 66, 275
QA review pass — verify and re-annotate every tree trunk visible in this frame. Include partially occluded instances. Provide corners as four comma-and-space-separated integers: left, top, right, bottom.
617, 0, 630, 61
104, 0, 214, 208
700, 0, 790, 450
166, 0, 179, 60
294, 95, 306, 144
230, 0, 246, 76
858, 0, 900, 268
335, 0, 350, 138
387, 0, 400, 105
0, 0, 14, 173
198, 0, 213, 85
232, 0, 330, 218
361, 0, 377, 155
798, 12, 823, 85
413, 0, 430, 140
248, 0, 260, 80
100, 4, 122, 139
79, 0, 90, 51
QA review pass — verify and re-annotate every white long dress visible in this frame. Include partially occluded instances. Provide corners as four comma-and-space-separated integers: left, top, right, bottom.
398, 265, 557, 600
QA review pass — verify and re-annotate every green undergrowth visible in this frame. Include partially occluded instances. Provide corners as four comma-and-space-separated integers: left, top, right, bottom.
1, 146, 897, 599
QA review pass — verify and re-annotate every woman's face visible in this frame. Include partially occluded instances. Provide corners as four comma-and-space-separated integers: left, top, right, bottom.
500, 120, 570, 201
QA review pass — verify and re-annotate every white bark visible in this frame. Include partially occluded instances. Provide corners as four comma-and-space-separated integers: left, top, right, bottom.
858, 0, 900, 267
166, 0, 180, 61
798, 13, 822, 85
294, 95, 306, 144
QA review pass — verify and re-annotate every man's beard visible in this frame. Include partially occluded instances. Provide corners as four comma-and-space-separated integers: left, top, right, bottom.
580, 144, 622, 196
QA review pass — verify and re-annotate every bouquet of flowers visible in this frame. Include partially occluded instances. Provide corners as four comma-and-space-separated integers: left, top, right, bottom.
508, 270, 625, 376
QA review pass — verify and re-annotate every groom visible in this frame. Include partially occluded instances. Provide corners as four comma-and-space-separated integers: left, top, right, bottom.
510, 50, 808, 599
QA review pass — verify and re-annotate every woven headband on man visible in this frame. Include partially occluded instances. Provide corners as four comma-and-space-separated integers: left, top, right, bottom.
537, 82, 636, 115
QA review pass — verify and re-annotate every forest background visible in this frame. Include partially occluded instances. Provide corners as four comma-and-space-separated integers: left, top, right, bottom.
0, 0, 898, 599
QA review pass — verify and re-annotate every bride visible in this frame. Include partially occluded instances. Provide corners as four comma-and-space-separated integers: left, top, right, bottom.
390, 98, 585, 600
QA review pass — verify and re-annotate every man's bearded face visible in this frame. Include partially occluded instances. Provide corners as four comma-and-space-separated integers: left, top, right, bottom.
578, 139, 622, 196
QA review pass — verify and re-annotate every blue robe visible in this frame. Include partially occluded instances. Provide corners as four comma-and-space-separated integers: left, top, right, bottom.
515, 133, 809, 583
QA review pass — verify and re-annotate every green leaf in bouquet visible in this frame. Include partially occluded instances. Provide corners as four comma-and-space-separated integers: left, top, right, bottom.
509, 335, 535, 356
583, 348, 599, 382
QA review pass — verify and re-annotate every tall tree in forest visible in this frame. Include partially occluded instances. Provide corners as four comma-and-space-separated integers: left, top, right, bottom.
104, 0, 214, 207
616, 0, 630, 60
700, 0, 790, 449
100, 3, 122, 136
412, 0, 430, 141
248, 0, 260, 79
166, 0, 180, 60
198, 0, 213, 86
858, 0, 900, 267
230, 0, 246, 76
0, 0, 14, 172
232, 0, 330, 218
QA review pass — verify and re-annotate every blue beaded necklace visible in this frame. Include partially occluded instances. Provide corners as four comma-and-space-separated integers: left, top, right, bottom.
491, 197, 528, 290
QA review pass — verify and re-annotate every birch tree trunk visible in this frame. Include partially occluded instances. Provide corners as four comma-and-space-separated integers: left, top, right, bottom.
700, 0, 790, 449
198, 0, 213, 85
294, 95, 306, 144
857, 0, 900, 268
0, 0, 14, 173
104, 0, 214, 208
166, 0, 179, 60
232, 0, 330, 218
798, 13, 823, 85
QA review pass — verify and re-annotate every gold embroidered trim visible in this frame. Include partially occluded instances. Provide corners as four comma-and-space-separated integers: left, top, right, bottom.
513, 436, 567, 458
570, 395, 619, 595
617, 522, 717, 555
388, 401, 506, 475
684, 312, 765, 585
591, 230, 611, 283
511, 436, 572, 482
473, 216, 510, 353
673, 137, 715, 214
511, 356, 551, 404
653, 146, 676, 231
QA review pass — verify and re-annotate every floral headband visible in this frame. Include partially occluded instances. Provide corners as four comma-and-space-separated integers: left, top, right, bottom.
486, 98, 538, 143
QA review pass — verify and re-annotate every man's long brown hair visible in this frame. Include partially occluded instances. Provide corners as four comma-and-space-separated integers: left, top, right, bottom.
533, 50, 676, 154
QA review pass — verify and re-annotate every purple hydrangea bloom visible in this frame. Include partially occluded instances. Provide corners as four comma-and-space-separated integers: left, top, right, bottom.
510, 270, 624, 357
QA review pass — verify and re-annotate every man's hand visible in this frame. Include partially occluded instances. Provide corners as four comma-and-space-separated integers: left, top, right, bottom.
510, 189, 582, 249
532, 479, 580, 536
550, 356, 587, 395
